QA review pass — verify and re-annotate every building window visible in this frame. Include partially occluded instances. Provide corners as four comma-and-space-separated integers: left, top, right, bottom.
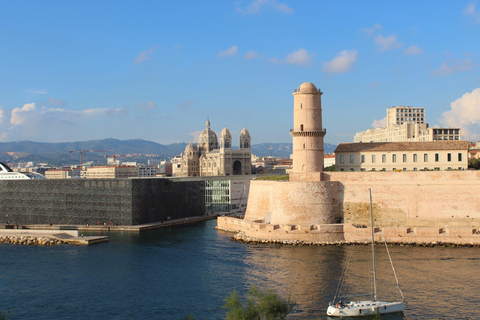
458, 153, 462, 161
447, 153, 451, 162
435, 153, 439, 162
403, 154, 407, 162
382, 154, 386, 163
340, 168, 344, 171
392, 154, 397, 163
424, 154, 428, 162
350, 168, 354, 171
361, 155, 365, 163
434, 167, 440, 171
300, 124, 304, 131
361, 168, 366, 171
340, 155, 344, 163
372, 155, 376, 163
413, 154, 417, 162
413, 167, 417, 171
350, 155, 354, 163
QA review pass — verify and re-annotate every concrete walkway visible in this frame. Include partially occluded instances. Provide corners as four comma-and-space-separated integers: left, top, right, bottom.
2, 213, 221, 235
0, 229, 109, 245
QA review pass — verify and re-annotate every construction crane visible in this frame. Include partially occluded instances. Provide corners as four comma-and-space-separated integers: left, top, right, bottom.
69, 150, 111, 167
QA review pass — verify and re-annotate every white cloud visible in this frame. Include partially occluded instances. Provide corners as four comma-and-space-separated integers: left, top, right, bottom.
361, 23, 383, 35
189, 130, 203, 143
25, 89, 47, 94
10, 103, 129, 129
0, 108, 4, 123
244, 50, 261, 59
134, 46, 157, 65
432, 59, 478, 76
372, 116, 387, 128
11, 103, 36, 126
374, 34, 403, 52
217, 45, 238, 58
404, 45, 423, 56
323, 50, 358, 73
440, 88, 480, 140
269, 48, 314, 66
463, 2, 480, 23
136, 101, 156, 110
236, 0, 293, 14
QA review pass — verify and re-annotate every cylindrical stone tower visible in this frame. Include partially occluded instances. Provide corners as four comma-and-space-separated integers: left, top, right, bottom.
290, 82, 326, 181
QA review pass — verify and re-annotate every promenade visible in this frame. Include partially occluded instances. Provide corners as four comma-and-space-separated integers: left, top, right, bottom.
1, 213, 220, 245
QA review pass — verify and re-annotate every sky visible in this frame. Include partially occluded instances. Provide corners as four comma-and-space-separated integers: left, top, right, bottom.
1, 0, 479, 146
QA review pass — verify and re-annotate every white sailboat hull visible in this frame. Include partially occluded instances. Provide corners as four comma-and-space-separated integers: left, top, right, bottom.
327, 300, 404, 317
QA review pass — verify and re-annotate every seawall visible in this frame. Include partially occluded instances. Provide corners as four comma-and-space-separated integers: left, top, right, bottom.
218, 171, 480, 245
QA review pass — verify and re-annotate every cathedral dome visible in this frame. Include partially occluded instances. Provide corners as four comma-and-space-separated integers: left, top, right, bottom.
297, 82, 318, 93
198, 118, 218, 150
221, 126, 231, 138
240, 127, 250, 137
185, 141, 198, 152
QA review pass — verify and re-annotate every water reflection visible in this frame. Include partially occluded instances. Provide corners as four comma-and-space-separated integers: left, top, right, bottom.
2, 221, 480, 319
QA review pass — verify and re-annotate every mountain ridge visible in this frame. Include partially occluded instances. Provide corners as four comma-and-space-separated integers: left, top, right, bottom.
0, 139, 337, 166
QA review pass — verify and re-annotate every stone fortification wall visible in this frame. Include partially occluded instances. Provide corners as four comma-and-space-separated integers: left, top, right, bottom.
0, 179, 204, 226
244, 171, 480, 229
244, 180, 342, 225
324, 171, 480, 228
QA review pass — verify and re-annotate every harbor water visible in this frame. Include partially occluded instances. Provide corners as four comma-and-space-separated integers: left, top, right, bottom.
1, 219, 479, 319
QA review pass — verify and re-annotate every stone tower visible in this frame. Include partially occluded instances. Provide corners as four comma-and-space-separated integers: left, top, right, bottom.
290, 82, 326, 181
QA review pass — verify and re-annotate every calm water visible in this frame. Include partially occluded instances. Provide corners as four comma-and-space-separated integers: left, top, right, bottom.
1, 219, 479, 320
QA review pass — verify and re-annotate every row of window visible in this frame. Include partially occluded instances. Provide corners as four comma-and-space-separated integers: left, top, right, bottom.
340, 167, 464, 172
433, 129, 459, 134
340, 152, 463, 164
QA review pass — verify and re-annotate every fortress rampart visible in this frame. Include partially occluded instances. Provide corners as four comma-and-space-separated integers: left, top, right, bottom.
217, 170, 480, 245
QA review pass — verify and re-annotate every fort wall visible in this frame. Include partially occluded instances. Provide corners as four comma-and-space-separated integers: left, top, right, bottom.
218, 171, 480, 245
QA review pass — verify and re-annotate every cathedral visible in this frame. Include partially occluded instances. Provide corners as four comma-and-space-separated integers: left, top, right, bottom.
178, 119, 252, 177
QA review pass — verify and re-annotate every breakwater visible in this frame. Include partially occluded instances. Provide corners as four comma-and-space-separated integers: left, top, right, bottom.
0, 235, 64, 245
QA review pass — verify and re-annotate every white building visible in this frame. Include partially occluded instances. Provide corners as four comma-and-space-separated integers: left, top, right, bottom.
354, 106, 461, 143
335, 141, 469, 172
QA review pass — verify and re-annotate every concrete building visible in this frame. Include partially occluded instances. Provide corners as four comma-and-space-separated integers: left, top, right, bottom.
354, 106, 461, 143
138, 165, 158, 178
86, 166, 138, 179
334, 141, 469, 172
178, 119, 252, 177
45, 169, 73, 179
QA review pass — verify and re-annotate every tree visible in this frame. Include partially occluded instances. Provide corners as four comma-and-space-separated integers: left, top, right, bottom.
223, 287, 296, 320
324, 164, 335, 171
469, 158, 480, 169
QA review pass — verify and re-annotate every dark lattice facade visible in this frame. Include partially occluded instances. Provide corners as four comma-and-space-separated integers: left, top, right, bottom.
0, 178, 205, 226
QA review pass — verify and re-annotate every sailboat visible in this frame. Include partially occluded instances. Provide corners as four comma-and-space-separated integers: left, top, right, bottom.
326, 189, 405, 317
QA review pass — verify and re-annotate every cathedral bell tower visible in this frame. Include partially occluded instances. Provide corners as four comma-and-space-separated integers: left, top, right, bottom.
290, 82, 326, 181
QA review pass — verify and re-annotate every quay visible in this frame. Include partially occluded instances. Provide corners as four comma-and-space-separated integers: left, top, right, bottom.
1, 214, 220, 245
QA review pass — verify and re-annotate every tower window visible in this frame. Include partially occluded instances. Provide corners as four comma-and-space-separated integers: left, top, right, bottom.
300, 124, 304, 131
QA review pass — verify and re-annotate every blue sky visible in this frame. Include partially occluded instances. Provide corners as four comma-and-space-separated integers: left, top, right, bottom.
1, 0, 479, 145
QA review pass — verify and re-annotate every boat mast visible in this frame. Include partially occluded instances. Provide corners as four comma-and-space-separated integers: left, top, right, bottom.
369, 188, 377, 301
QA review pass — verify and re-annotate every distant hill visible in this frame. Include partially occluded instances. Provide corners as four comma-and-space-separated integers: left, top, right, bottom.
251, 142, 337, 158
0, 139, 337, 166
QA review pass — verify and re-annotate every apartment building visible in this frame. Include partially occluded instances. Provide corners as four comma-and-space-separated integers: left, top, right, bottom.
354, 106, 461, 143
86, 166, 138, 179
335, 141, 468, 171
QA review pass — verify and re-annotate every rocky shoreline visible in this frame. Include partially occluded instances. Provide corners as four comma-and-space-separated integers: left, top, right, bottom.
229, 230, 480, 248
0, 235, 65, 246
